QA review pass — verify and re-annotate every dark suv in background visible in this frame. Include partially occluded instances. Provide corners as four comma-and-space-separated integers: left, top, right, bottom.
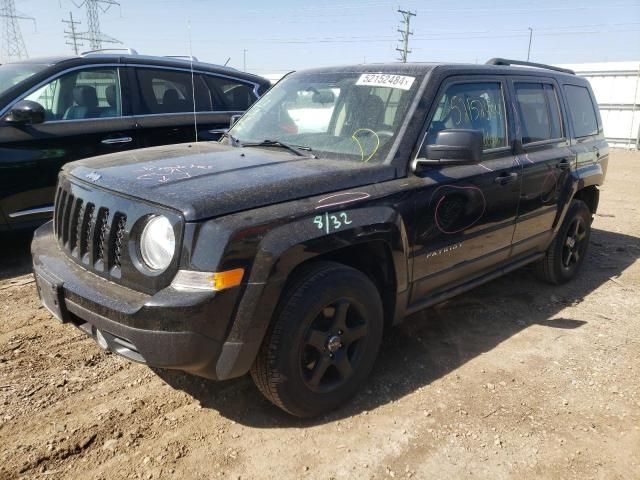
0, 51, 270, 231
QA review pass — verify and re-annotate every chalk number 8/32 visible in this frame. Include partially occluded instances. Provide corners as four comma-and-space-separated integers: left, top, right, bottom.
314, 211, 352, 232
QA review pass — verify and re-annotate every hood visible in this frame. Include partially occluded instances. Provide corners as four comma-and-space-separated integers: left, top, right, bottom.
65, 143, 397, 221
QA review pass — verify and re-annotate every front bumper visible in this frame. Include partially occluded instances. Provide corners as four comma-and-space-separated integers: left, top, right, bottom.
31, 221, 249, 380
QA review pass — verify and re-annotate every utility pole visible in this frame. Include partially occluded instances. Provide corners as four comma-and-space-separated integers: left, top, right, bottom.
62, 11, 83, 55
0, 0, 35, 62
396, 7, 416, 63
72, 0, 122, 51
527, 27, 533, 61
243, 49, 247, 72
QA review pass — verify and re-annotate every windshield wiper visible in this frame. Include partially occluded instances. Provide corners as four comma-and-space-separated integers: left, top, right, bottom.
242, 139, 318, 158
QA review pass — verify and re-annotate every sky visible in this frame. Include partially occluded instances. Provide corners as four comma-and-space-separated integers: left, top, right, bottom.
9, 0, 640, 75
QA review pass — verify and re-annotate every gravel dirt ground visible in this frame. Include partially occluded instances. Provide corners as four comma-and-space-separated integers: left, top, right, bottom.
1, 149, 639, 480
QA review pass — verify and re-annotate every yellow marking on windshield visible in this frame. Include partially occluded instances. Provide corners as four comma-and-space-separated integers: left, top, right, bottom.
351, 128, 380, 163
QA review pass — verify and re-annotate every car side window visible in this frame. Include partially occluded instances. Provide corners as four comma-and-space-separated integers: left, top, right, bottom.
205, 76, 258, 111
514, 82, 562, 144
563, 84, 599, 138
135, 68, 211, 114
23, 68, 121, 121
425, 82, 507, 150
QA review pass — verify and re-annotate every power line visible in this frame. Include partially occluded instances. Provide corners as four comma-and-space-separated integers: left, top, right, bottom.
72, 0, 122, 51
0, 0, 35, 62
396, 7, 416, 63
62, 11, 83, 55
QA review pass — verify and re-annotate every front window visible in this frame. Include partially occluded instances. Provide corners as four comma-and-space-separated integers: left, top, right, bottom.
425, 82, 507, 150
22, 68, 121, 121
229, 72, 422, 163
0, 63, 49, 97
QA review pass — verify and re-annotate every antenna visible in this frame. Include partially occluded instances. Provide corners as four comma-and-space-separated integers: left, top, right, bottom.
396, 7, 416, 63
72, 0, 122, 50
1, 0, 36, 62
188, 20, 198, 143
62, 11, 83, 55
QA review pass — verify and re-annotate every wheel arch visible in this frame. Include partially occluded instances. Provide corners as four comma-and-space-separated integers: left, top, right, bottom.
573, 185, 599, 214
214, 209, 411, 380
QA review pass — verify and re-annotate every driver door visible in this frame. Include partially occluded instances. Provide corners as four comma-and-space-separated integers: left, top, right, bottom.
0, 67, 138, 228
410, 77, 522, 302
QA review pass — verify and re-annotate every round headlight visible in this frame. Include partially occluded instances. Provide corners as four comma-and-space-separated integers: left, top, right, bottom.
139, 215, 175, 271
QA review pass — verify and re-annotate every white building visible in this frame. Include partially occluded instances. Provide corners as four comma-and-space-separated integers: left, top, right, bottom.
558, 62, 639, 148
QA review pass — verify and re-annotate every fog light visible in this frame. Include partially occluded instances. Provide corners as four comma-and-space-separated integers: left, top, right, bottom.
171, 268, 244, 292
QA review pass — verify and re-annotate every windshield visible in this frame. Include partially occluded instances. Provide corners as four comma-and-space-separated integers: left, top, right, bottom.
0, 63, 48, 97
229, 71, 422, 163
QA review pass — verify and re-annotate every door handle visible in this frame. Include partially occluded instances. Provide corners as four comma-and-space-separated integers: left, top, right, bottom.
494, 172, 518, 185
557, 159, 572, 170
101, 136, 132, 145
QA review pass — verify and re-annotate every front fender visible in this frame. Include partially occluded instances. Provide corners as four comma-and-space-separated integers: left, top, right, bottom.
214, 204, 411, 379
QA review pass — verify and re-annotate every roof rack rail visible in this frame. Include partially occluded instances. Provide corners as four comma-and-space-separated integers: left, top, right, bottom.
81, 48, 139, 56
485, 58, 575, 75
165, 55, 199, 62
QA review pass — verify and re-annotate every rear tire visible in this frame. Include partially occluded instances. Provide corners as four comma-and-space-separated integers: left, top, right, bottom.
250, 261, 383, 417
535, 199, 592, 285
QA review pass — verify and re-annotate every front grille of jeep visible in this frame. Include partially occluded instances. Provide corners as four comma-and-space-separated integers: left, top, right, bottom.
54, 187, 126, 276
52, 175, 182, 294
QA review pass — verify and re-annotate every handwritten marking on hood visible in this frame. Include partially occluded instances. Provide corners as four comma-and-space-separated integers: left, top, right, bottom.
315, 192, 371, 210
136, 164, 214, 183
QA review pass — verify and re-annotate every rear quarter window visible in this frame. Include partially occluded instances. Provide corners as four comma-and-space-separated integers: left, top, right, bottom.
564, 84, 599, 138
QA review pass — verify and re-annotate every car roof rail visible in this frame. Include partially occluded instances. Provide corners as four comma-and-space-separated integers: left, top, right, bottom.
164, 55, 199, 62
485, 58, 575, 75
81, 48, 139, 56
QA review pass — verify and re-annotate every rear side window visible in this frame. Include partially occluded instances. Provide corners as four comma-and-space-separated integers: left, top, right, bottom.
205, 76, 258, 111
135, 68, 211, 114
514, 82, 562, 144
564, 84, 599, 138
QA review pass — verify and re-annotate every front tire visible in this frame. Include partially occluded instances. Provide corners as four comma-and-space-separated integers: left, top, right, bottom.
535, 199, 592, 284
250, 261, 383, 417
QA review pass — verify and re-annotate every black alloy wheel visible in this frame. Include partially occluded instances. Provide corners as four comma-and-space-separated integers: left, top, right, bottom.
301, 298, 369, 393
251, 261, 383, 417
535, 199, 592, 284
561, 216, 588, 270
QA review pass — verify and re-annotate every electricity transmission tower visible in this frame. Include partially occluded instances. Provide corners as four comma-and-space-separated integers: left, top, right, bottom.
62, 11, 83, 55
396, 8, 416, 63
72, 0, 121, 51
0, 0, 35, 62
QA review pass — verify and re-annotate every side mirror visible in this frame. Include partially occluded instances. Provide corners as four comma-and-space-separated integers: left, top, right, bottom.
415, 129, 483, 168
229, 114, 242, 128
4, 100, 46, 125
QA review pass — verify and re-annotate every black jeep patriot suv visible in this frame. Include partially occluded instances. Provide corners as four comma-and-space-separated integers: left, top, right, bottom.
32, 58, 608, 417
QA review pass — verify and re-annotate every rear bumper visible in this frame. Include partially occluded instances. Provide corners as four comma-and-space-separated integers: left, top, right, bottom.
31, 221, 247, 380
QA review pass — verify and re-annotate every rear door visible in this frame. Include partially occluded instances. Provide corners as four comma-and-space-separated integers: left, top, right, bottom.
131, 67, 258, 146
509, 77, 573, 256
410, 76, 522, 301
0, 66, 136, 228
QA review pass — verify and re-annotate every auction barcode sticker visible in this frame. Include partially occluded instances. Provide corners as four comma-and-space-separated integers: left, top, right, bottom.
356, 73, 415, 90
